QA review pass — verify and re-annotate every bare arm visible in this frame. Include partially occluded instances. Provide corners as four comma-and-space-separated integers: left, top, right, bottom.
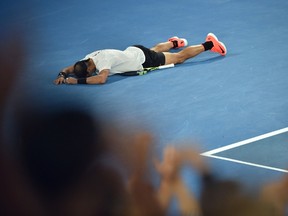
85, 69, 109, 84
155, 146, 204, 215
65, 69, 110, 85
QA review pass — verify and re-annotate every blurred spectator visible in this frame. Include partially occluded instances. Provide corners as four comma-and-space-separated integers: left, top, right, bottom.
200, 173, 278, 216
260, 174, 288, 216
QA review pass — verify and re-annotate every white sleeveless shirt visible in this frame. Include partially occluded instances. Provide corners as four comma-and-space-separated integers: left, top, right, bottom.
82, 46, 145, 76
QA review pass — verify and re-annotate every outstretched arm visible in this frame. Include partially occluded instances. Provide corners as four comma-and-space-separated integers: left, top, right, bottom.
53, 65, 74, 85
65, 69, 109, 85
155, 146, 207, 216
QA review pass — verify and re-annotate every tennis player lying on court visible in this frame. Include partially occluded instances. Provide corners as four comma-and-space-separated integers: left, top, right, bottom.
54, 33, 227, 85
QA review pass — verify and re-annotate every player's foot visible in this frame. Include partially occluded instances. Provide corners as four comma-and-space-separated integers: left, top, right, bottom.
168, 36, 188, 49
205, 33, 227, 56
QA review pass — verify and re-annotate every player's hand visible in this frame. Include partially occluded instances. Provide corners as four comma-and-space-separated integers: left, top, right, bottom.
53, 76, 65, 85
154, 146, 181, 182
65, 77, 77, 85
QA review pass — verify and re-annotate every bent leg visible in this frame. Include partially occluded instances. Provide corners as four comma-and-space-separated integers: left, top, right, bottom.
150, 42, 174, 52
163, 45, 205, 65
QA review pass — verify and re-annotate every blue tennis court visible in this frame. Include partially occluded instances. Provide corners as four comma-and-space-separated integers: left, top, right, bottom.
2, 0, 288, 214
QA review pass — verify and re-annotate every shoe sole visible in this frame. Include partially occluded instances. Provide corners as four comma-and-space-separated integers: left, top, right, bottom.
206, 33, 218, 41
218, 41, 227, 56
181, 38, 188, 47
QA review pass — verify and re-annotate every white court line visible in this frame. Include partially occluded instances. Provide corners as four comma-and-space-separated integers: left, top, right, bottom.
201, 127, 288, 173
202, 155, 288, 173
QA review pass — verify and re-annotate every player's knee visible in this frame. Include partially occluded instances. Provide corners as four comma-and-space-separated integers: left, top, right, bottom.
166, 53, 185, 65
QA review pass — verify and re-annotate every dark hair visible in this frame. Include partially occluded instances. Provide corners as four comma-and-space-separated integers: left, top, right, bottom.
74, 60, 89, 78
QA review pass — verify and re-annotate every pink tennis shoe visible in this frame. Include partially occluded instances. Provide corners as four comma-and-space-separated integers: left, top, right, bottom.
168, 36, 188, 49
205, 33, 227, 56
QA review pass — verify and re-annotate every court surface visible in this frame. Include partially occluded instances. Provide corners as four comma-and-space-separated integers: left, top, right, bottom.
3, 0, 288, 210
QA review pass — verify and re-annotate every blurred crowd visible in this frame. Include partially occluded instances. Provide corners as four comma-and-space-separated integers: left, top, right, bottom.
0, 37, 288, 216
